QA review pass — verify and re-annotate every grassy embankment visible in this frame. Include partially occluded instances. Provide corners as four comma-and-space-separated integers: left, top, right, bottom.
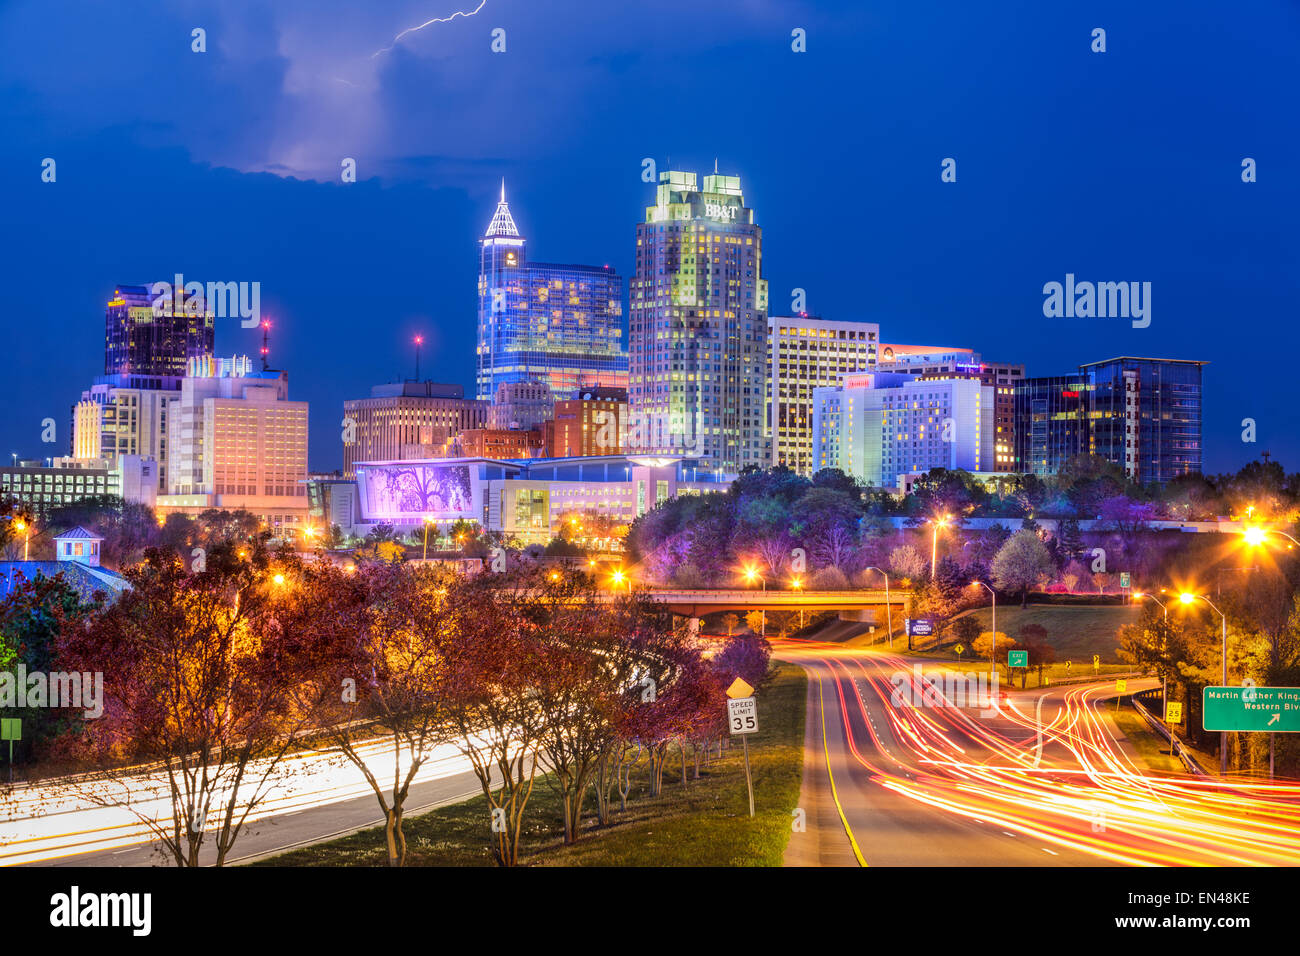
252, 663, 807, 867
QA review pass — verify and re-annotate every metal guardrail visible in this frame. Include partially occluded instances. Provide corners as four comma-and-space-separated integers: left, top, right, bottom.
1130, 689, 1209, 776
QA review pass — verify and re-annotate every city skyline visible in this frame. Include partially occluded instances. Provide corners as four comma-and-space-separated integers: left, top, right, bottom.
2, 0, 1295, 476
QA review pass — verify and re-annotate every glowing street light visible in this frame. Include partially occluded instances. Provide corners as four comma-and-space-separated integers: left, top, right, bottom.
1133, 591, 1170, 719
11, 517, 30, 561
1178, 591, 1230, 774
272, 573, 286, 586
742, 565, 767, 637
422, 515, 436, 561
1241, 525, 1299, 549
791, 575, 805, 629
970, 580, 996, 674
864, 566, 893, 648
930, 514, 952, 579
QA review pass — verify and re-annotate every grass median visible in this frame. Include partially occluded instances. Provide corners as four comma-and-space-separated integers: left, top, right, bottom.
251, 662, 807, 867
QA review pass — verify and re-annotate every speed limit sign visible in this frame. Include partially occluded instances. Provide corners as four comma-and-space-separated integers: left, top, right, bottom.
727, 697, 758, 735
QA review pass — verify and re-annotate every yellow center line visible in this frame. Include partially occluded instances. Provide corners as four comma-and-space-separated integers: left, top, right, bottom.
818, 671, 868, 866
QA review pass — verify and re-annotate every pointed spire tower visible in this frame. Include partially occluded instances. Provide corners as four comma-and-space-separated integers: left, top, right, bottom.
484, 178, 521, 238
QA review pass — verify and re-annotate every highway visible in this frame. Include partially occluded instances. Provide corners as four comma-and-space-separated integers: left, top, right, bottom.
778, 640, 1300, 866
0, 738, 495, 867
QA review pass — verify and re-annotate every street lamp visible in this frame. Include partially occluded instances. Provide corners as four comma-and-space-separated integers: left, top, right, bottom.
971, 580, 996, 674
422, 515, 436, 561
930, 514, 951, 579
11, 518, 29, 561
610, 568, 630, 593
742, 565, 766, 637
1242, 526, 1300, 549
1133, 591, 1170, 720
791, 575, 805, 629
864, 566, 893, 648
1179, 591, 1230, 774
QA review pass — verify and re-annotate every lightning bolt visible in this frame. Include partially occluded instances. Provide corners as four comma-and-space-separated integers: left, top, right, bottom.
372, 0, 488, 58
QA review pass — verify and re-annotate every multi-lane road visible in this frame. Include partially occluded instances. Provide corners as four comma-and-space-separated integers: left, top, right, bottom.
779, 639, 1300, 866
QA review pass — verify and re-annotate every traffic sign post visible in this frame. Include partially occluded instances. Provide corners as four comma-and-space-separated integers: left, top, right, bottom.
1115, 678, 1127, 712
1165, 702, 1183, 724
727, 692, 758, 817
1203, 686, 1300, 732
1, 718, 20, 784
1092, 654, 1100, 675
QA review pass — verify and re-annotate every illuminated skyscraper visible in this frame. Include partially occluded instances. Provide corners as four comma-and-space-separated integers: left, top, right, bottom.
476, 183, 626, 402
628, 170, 768, 471
104, 283, 214, 376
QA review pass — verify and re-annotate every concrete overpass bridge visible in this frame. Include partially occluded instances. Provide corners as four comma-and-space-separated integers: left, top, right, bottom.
630, 587, 912, 628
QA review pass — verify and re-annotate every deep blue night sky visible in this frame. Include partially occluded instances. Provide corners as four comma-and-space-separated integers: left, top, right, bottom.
2, 0, 1297, 475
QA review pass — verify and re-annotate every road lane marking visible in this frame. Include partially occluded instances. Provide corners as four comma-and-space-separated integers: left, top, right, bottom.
818, 673, 867, 867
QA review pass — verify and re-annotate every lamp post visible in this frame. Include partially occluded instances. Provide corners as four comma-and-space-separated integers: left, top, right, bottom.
865, 566, 892, 648
971, 580, 996, 675
1179, 591, 1229, 774
422, 515, 435, 561
743, 565, 766, 637
792, 575, 804, 629
1133, 591, 1169, 721
12, 518, 29, 561
930, 514, 951, 579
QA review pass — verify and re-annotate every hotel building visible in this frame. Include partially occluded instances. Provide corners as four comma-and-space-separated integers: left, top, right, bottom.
342, 381, 488, 479
476, 183, 626, 402
876, 348, 1024, 472
628, 169, 769, 472
156, 358, 310, 533
767, 315, 879, 474
812, 371, 994, 489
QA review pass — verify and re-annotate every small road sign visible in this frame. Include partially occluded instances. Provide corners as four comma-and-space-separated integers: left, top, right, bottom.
727, 697, 758, 736
1166, 702, 1183, 723
1008, 650, 1028, 668
726, 677, 754, 700
1120, 572, 1130, 589
1116, 679, 1128, 693
954, 643, 965, 657
1203, 686, 1300, 732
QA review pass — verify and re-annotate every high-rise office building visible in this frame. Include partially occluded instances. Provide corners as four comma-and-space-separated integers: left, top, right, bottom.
1013, 374, 1091, 475
342, 381, 488, 479
812, 371, 994, 489
628, 169, 769, 471
73, 372, 184, 492
476, 183, 626, 402
1014, 357, 1205, 483
1081, 357, 1205, 484
104, 284, 214, 377
768, 315, 878, 474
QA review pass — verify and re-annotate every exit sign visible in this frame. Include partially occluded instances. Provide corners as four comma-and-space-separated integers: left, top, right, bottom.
1008, 650, 1028, 667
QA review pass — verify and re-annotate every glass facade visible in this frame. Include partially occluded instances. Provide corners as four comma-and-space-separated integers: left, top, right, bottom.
1015, 358, 1204, 483
104, 284, 214, 377
628, 170, 769, 472
476, 186, 626, 402
1083, 357, 1204, 485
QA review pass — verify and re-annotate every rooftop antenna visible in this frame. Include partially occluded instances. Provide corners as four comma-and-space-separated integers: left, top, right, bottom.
413, 334, 423, 381
260, 319, 271, 370
714, 157, 718, 174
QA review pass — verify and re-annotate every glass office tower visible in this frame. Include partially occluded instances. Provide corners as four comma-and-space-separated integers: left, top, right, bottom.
476, 183, 626, 402
104, 284, 214, 376
1082, 357, 1205, 485
628, 170, 769, 472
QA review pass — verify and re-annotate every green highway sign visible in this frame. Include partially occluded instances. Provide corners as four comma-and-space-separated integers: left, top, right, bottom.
1120, 572, 1130, 589
1203, 686, 1300, 733
0, 718, 19, 741
1008, 650, 1028, 667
